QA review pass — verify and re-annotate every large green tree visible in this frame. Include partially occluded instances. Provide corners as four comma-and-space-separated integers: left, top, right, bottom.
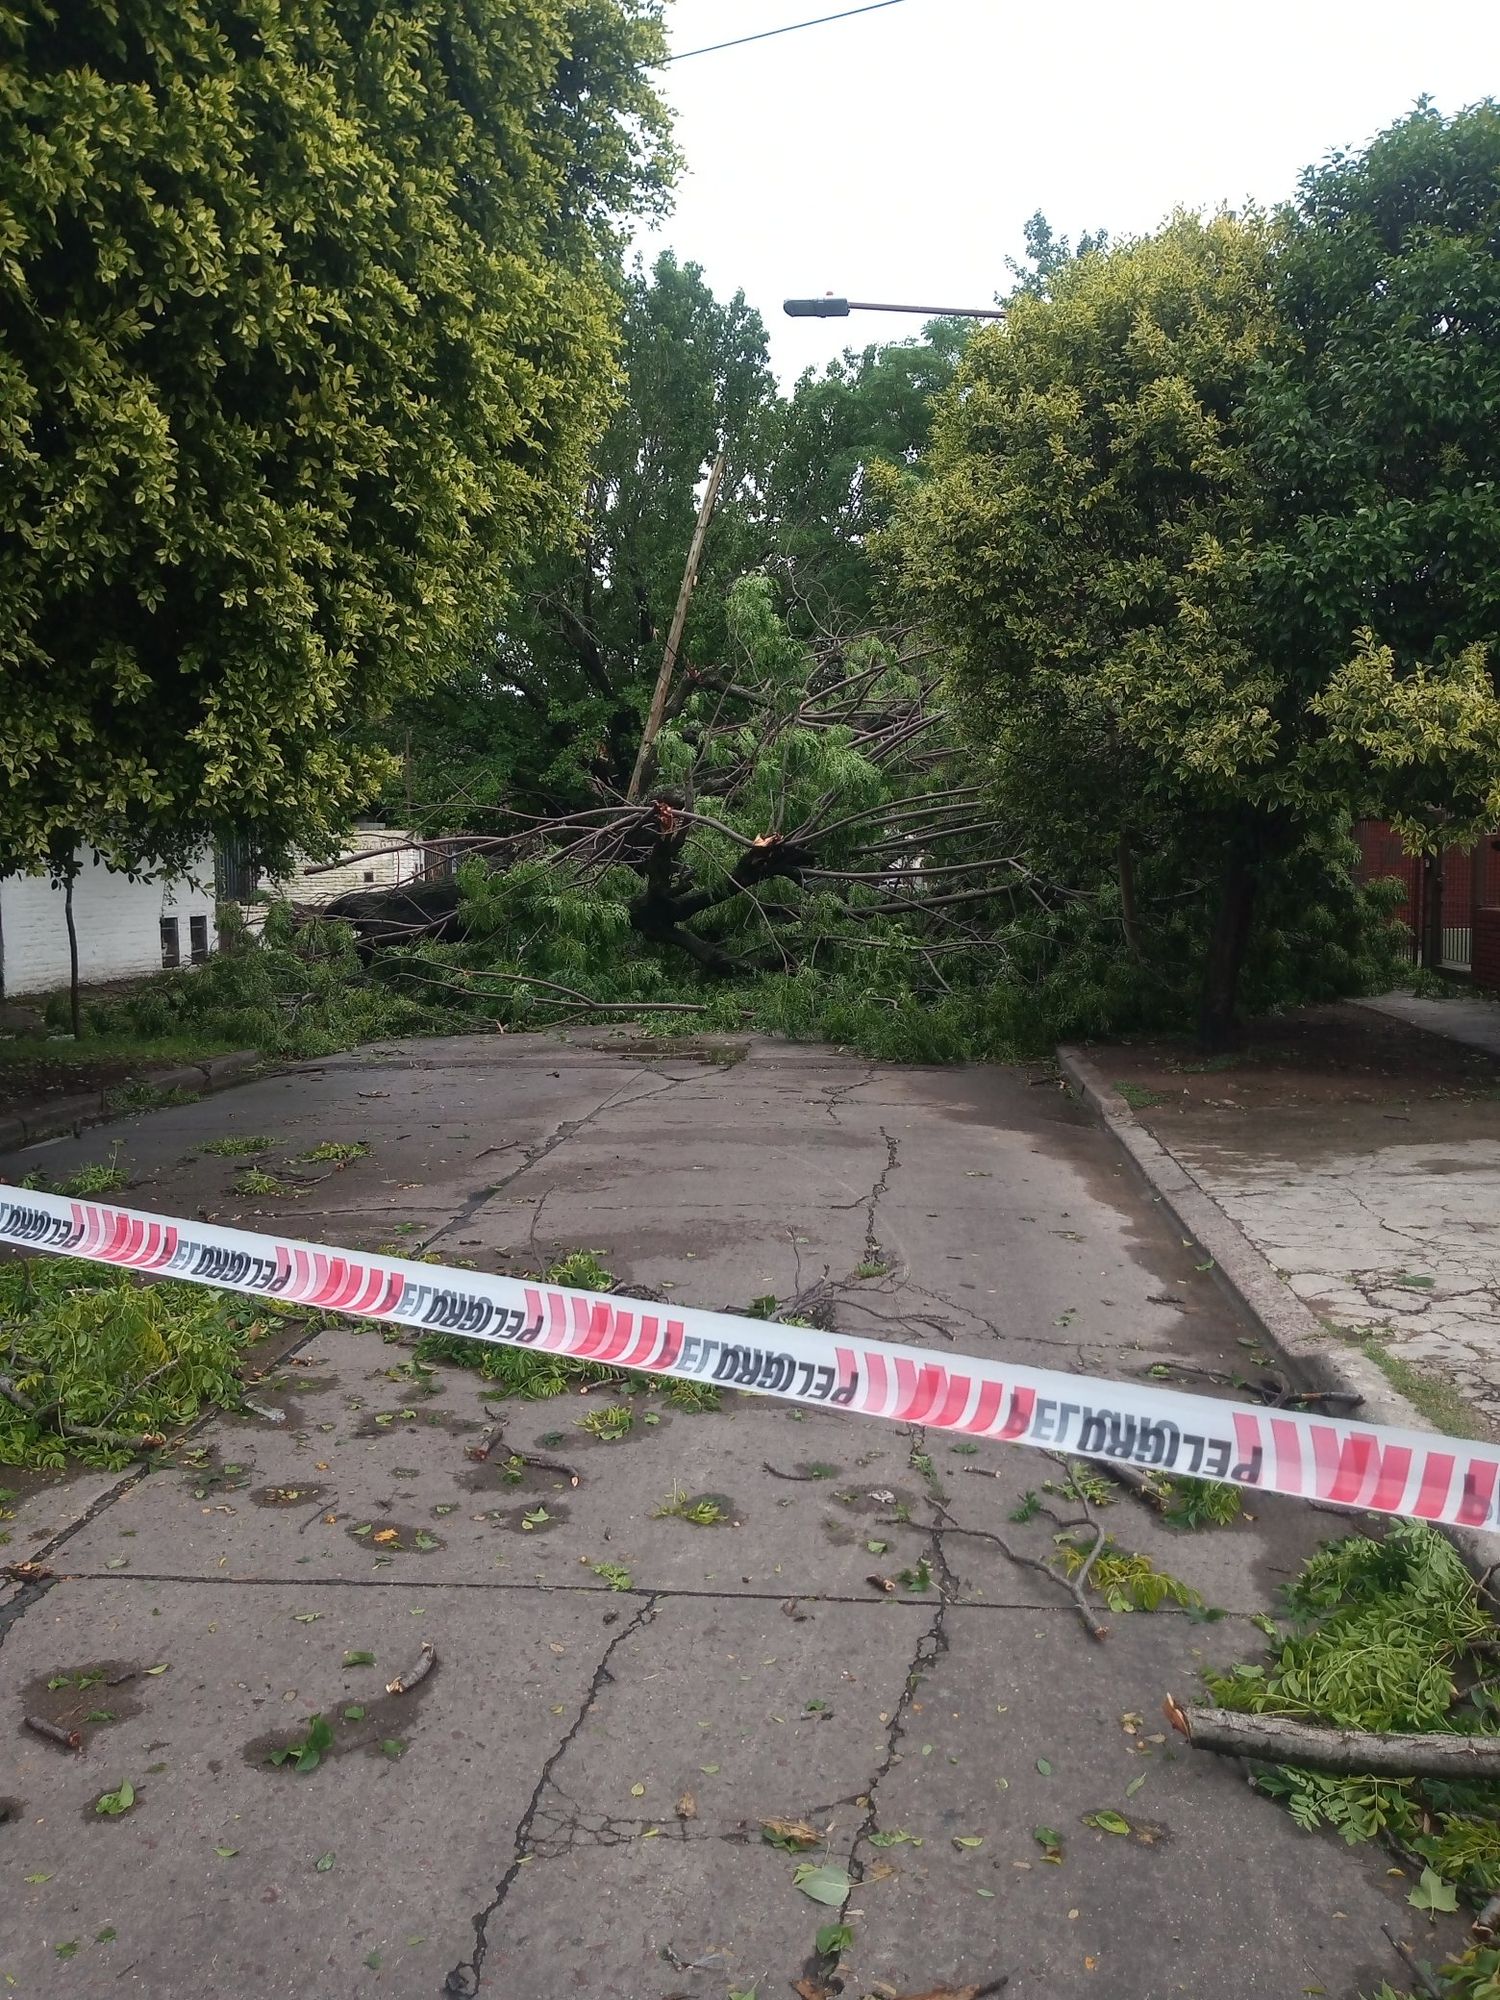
1249, 100, 1500, 837
393, 250, 775, 818
886, 187, 1500, 1043
0, 0, 673, 879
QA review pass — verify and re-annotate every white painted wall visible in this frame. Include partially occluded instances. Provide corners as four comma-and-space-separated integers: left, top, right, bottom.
270, 827, 426, 906
0, 851, 217, 998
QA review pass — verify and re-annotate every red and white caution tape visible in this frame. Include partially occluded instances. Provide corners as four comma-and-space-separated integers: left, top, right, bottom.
3, 1184, 1497, 1533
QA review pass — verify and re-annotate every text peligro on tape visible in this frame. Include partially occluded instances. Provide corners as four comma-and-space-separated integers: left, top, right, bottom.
2, 1184, 1496, 1533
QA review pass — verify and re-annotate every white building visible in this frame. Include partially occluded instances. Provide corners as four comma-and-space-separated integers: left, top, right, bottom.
0, 850, 218, 999
266, 823, 429, 906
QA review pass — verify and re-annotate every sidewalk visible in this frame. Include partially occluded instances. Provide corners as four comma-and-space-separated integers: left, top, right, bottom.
1093, 997, 1500, 1431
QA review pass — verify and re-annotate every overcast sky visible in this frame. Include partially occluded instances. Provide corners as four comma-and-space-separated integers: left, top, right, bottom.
640, 0, 1500, 385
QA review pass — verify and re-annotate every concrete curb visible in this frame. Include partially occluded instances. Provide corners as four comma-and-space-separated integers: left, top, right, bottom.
0, 1049, 264, 1157
1055, 1042, 1494, 1571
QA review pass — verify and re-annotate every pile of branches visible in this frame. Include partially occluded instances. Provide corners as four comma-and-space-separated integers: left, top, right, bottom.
316, 579, 1070, 1018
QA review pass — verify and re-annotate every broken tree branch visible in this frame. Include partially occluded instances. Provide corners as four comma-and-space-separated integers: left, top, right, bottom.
627, 447, 727, 803
1165, 1697, 1500, 1776
386, 1640, 437, 1695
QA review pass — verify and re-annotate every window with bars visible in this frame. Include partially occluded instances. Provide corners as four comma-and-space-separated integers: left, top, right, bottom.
160, 917, 180, 968
190, 914, 210, 963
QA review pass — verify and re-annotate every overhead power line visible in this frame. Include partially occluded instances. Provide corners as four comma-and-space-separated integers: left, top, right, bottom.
664, 0, 907, 64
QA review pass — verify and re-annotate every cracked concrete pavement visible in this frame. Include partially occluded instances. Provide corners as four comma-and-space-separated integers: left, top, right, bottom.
1102, 999, 1500, 1430
0, 1031, 1444, 1997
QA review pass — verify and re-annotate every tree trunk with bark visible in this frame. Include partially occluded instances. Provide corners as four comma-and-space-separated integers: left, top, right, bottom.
1168, 1698, 1500, 1777
1198, 835, 1258, 1050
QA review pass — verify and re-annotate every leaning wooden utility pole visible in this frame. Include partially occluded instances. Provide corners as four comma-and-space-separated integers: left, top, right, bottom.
626, 447, 728, 804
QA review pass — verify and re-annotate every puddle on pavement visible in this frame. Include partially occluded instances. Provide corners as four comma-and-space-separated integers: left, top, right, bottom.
343, 1520, 445, 1554
175, 1447, 255, 1498
0, 1796, 22, 1825
586, 1038, 748, 1068
241, 1669, 437, 1772
250, 1483, 330, 1509
20, 1659, 150, 1749
458, 1456, 578, 1498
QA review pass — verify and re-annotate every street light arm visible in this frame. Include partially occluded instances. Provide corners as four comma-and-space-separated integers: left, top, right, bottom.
783, 297, 1005, 320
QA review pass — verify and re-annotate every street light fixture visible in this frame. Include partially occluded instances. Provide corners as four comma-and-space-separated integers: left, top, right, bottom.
783, 296, 1005, 319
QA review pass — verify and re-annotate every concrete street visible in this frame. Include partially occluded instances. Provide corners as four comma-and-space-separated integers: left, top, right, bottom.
0, 1034, 1441, 1998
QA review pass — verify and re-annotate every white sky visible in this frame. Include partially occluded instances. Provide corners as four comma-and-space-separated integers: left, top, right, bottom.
641, 0, 1500, 384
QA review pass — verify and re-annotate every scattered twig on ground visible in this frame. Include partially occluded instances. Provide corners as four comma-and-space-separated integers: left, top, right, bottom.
1381, 1925, 1445, 2000
24, 1715, 82, 1752
386, 1641, 437, 1695
928, 1500, 1108, 1643
1165, 1696, 1500, 1776
762, 1462, 828, 1482
1099, 1461, 1170, 1512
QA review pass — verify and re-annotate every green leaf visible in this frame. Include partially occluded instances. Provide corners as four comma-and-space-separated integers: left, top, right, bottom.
94, 1779, 135, 1816
145, 1664, 170, 1674
792, 1861, 852, 1907
952, 1834, 984, 1849
866, 1540, 888, 1555
343, 1650, 376, 1667
365, 1951, 382, 1970
315, 1852, 336, 1872
414, 1531, 440, 1551
344, 1704, 366, 1721
1082, 1810, 1130, 1835
95, 1927, 117, 1943
815, 1922, 854, 1955
380, 1739, 406, 1759
1409, 1867, 1458, 1914
215, 1845, 238, 1858
55, 1942, 78, 1961
1125, 1775, 1146, 1798
1032, 1826, 1064, 1860
1036, 1757, 1052, 1775
24, 1872, 52, 1883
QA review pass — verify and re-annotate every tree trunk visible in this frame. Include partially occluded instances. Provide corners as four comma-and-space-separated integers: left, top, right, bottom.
626, 448, 727, 804
1167, 1698, 1500, 1778
1421, 848, 1445, 972
63, 871, 81, 1040
1198, 839, 1257, 1051
1117, 832, 1142, 958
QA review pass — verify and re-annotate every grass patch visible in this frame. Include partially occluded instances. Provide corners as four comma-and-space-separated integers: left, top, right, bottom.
201, 1135, 277, 1156
232, 1167, 293, 1198
0, 1030, 236, 1069
1113, 1081, 1169, 1111
295, 1140, 370, 1164
0, 1257, 267, 1468
20, 1145, 130, 1198
106, 1082, 200, 1112
1348, 1334, 1488, 1441
1207, 1524, 1500, 1914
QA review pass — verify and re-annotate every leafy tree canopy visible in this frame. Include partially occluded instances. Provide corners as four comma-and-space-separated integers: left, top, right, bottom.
0, 0, 674, 878
884, 130, 1500, 1041
389, 249, 777, 821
